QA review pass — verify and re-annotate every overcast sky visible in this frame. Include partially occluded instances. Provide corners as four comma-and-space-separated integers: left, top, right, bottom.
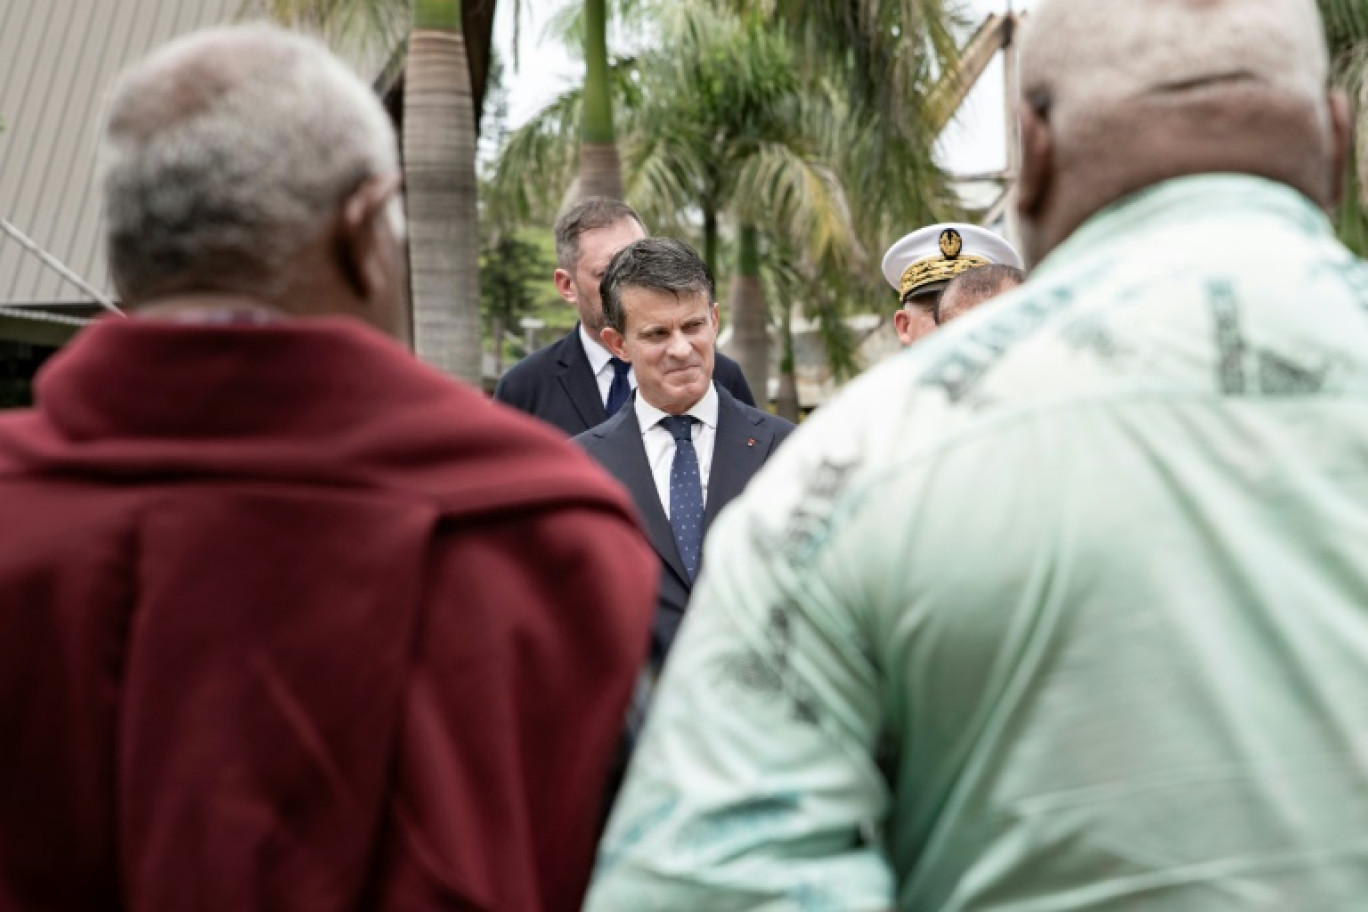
491, 0, 1035, 175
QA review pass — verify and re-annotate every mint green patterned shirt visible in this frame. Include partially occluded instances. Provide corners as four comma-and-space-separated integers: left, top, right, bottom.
586, 176, 1368, 911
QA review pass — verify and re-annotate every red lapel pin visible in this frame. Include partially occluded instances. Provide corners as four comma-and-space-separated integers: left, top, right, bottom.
747, 437, 756, 447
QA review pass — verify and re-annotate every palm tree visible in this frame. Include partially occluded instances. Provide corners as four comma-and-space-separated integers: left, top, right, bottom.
725, 0, 963, 252
627, 5, 862, 394
1321, 0, 1368, 60
245, 0, 496, 385
1321, 0, 1368, 256
580, 0, 623, 199
404, 0, 482, 384
700, 0, 961, 394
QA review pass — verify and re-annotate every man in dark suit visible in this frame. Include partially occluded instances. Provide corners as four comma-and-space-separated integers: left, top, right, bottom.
575, 238, 793, 662
494, 198, 755, 436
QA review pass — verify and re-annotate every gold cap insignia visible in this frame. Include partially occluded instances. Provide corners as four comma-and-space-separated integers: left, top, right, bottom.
939, 228, 962, 259
898, 254, 990, 298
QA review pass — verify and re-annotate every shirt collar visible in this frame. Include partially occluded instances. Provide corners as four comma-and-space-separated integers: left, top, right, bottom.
635, 380, 719, 436
579, 323, 615, 375
1032, 174, 1334, 282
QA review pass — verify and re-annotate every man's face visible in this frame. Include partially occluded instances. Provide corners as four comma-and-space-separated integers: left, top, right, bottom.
604, 288, 718, 415
893, 290, 941, 347
557, 219, 647, 333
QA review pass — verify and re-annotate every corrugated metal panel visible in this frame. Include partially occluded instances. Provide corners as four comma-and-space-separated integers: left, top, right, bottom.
0, 1, 390, 308
0, 0, 245, 306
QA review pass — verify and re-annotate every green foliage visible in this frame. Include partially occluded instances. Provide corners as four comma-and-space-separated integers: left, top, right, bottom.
238, 0, 410, 56
481, 230, 555, 356
1325, 1, 1368, 255
414, 0, 460, 30
486, 57, 644, 226
479, 49, 571, 363
762, 235, 859, 378
481, 227, 577, 361
724, 0, 963, 245
1321, 0, 1368, 56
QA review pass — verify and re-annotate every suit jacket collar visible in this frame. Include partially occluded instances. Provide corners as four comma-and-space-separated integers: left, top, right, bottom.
584, 401, 690, 585
632, 381, 719, 437
705, 386, 773, 529
9, 317, 642, 523
554, 326, 608, 431
584, 383, 775, 585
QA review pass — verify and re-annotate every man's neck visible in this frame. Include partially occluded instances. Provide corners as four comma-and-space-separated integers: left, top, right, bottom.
578, 323, 614, 361
580, 323, 608, 348
133, 292, 287, 324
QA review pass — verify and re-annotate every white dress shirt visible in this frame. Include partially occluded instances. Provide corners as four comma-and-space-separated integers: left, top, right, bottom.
634, 383, 718, 519
580, 324, 637, 407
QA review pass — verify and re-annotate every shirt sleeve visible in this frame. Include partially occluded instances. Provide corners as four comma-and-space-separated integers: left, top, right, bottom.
585, 455, 897, 911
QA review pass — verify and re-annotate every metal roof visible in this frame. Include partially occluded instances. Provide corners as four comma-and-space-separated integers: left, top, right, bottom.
0, 0, 407, 313
0, 0, 246, 307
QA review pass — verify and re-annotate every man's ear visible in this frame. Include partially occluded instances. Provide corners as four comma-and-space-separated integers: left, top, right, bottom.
601, 326, 629, 360
339, 173, 402, 305
1017, 101, 1054, 223
1328, 88, 1354, 210
893, 307, 914, 346
553, 267, 576, 303
709, 302, 721, 330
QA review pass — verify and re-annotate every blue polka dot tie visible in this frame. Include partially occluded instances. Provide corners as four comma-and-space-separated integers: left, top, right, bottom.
605, 358, 632, 416
662, 415, 704, 582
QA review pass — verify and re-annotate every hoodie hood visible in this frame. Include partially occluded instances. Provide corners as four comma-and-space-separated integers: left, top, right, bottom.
0, 316, 634, 524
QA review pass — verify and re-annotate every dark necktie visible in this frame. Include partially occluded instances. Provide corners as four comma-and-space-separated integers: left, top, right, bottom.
605, 358, 632, 416
661, 415, 704, 582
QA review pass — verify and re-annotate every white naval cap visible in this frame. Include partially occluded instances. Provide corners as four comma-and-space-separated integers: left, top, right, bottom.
881, 223, 1023, 299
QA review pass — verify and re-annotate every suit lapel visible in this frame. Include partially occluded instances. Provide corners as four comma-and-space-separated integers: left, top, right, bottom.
555, 327, 608, 432
590, 405, 691, 586
705, 387, 772, 530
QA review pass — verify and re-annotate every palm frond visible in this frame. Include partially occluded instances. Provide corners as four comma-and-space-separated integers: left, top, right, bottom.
733, 143, 860, 268
487, 86, 583, 225
1321, 0, 1368, 57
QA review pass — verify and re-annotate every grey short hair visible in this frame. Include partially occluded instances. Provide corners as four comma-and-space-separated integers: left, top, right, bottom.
1022, 0, 1330, 141
98, 24, 402, 302
553, 197, 646, 270
600, 238, 714, 334
938, 264, 1025, 323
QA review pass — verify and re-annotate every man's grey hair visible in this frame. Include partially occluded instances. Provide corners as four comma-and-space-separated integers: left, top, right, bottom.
938, 264, 1025, 323
600, 238, 715, 334
1021, 0, 1330, 141
554, 197, 646, 270
98, 24, 402, 303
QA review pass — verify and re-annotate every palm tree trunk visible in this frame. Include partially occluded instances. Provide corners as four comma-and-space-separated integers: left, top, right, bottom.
702, 207, 718, 277
405, 0, 482, 384
579, 0, 623, 200
729, 223, 769, 403
775, 303, 800, 421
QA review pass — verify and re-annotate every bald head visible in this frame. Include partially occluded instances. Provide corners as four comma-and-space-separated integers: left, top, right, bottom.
1016, 0, 1348, 266
99, 25, 407, 331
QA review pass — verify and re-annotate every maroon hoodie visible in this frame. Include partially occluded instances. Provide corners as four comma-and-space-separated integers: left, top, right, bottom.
0, 316, 656, 912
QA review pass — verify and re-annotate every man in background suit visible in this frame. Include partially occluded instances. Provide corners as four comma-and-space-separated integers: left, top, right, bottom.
576, 238, 793, 663
494, 198, 755, 435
